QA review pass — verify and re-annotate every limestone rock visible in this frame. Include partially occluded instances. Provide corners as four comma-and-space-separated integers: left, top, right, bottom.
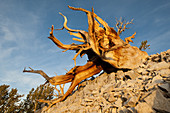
124, 96, 138, 107
145, 89, 170, 112
135, 102, 155, 113
158, 83, 170, 92
157, 69, 170, 78
37, 49, 170, 113
114, 98, 122, 108
124, 70, 140, 79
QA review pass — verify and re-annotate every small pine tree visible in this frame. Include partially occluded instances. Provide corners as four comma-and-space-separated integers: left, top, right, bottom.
20, 83, 54, 112
0, 84, 24, 113
139, 40, 150, 50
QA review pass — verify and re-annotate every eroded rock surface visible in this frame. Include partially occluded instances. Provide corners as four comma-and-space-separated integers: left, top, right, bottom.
38, 49, 170, 113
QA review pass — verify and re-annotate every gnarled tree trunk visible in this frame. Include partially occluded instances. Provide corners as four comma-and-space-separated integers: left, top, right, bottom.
23, 6, 148, 110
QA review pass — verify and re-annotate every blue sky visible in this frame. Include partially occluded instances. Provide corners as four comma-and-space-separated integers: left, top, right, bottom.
0, 0, 170, 96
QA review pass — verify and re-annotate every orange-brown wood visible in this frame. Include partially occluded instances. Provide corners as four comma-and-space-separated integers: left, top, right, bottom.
23, 6, 149, 110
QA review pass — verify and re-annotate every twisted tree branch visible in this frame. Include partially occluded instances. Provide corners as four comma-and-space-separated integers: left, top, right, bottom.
23, 67, 51, 81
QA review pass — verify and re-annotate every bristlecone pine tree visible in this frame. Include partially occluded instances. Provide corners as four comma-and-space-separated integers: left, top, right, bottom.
139, 40, 150, 50
23, 6, 149, 109
19, 83, 54, 112
0, 84, 23, 113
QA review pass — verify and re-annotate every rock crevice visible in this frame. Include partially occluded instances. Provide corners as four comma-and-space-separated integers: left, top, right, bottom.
38, 49, 170, 113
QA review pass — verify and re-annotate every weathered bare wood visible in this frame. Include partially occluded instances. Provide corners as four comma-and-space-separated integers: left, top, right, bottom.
24, 6, 149, 110
68, 5, 113, 35
125, 32, 136, 43
116, 17, 134, 35
23, 67, 51, 82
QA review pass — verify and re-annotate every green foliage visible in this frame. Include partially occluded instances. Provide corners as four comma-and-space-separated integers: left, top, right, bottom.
139, 40, 150, 50
0, 84, 24, 113
0, 84, 54, 112
19, 83, 54, 112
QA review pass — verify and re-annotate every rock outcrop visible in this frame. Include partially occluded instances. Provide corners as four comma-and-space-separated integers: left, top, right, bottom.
38, 49, 170, 113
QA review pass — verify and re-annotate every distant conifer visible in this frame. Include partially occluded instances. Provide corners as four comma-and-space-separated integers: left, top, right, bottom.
19, 83, 54, 112
139, 40, 150, 50
0, 84, 24, 113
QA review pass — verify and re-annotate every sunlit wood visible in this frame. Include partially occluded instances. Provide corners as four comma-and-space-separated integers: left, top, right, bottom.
23, 6, 148, 110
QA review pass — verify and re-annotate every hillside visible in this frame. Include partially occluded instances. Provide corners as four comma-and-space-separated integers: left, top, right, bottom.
37, 49, 170, 113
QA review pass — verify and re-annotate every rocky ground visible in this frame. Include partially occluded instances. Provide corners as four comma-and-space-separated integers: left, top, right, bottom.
38, 49, 170, 113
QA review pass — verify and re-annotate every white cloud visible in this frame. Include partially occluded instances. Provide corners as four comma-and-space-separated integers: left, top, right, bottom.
1, 0, 170, 97
0, 5, 48, 95
148, 3, 170, 16
0, 68, 45, 95
149, 31, 170, 51
0, 7, 76, 95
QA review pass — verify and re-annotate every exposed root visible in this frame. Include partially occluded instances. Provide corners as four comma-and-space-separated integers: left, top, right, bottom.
23, 6, 149, 112
125, 32, 136, 43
